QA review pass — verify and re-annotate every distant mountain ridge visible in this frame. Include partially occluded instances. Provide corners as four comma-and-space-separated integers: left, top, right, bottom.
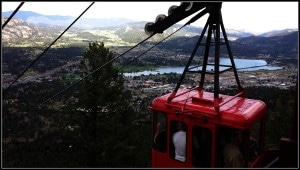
1, 11, 298, 60
3, 10, 298, 39
2, 10, 136, 28
258, 29, 299, 37
4, 11, 73, 20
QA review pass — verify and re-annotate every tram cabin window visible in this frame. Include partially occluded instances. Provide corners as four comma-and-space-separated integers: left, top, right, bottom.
153, 111, 167, 152
192, 126, 212, 167
217, 125, 259, 167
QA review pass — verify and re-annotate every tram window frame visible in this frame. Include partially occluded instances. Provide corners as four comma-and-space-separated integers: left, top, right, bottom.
170, 120, 187, 162
152, 111, 167, 152
192, 126, 212, 167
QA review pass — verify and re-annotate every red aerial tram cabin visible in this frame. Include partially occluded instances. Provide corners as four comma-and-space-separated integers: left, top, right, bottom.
145, 2, 275, 168
149, 89, 267, 168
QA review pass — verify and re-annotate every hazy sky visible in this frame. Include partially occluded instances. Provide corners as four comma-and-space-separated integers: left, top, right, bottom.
1, 1, 298, 34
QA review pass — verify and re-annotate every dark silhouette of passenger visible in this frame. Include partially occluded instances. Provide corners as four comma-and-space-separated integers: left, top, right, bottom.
239, 129, 258, 163
223, 130, 244, 167
154, 122, 166, 151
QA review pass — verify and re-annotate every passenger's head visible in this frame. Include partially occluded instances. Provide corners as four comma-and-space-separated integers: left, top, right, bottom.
241, 129, 251, 142
230, 129, 241, 144
176, 122, 186, 131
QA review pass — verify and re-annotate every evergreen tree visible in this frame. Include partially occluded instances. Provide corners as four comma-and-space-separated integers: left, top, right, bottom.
73, 42, 139, 167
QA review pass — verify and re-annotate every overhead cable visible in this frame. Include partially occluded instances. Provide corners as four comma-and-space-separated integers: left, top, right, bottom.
57, 22, 191, 112
6, 4, 204, 128
29, 34, 155, 112
30, 7, 205, 112
2, 2, 25, 29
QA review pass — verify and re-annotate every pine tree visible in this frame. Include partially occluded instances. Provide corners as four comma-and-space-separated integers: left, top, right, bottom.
73, 42, 138, 167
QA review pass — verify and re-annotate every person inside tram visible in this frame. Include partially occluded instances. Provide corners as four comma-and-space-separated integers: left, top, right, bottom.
239, 129, 258, 163
153, 122, 166, 151
223, 129, 244, 167
172, 122, 187, 162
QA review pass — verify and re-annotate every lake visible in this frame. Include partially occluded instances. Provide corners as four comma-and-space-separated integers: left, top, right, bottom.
124, 58, 282, 77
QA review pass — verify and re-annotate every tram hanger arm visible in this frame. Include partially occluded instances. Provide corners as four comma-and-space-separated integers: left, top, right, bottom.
145, 2, 222, 35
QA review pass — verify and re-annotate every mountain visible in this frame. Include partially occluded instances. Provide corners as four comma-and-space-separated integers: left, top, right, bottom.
2, 10, 255, 40
258, 29, 299, 37
2, 11, 135, 28
3, 10, 297, 39
2, 11, 73, 21
0, 17, 254, 47
161, 31, 298, 59
231, 31, 298, 58
1, 18, 64, 47
1, 15, 298, 60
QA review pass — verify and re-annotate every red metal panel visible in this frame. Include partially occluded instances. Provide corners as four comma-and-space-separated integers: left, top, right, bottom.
150, 89, 266, 129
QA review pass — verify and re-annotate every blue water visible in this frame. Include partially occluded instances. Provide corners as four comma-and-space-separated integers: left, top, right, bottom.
124, 58, 282, 77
